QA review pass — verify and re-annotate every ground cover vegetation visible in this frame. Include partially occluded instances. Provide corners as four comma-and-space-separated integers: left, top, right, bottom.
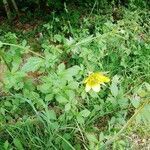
0, 0, 150, 149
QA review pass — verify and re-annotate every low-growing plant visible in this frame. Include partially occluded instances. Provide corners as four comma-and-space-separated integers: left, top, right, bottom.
0, 4, 150, 150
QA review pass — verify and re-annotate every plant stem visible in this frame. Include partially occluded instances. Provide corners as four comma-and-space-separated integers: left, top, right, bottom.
1, 42, 44, 59
11, 0, 19, 15
100, 98, 150, 149
3, 0, 11, 21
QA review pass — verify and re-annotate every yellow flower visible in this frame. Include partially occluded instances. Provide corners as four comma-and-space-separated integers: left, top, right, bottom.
84, 72, 110, 92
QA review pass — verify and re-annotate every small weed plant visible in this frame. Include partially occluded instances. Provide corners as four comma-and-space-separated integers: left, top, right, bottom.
0, 4, 150, 150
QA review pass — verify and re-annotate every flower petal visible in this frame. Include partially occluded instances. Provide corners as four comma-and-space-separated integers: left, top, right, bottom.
84, 77, 88, 83
102, 76, 110, 82
97, 73, 110, 83
92, 84, 100, 92
85, 84, 91, 92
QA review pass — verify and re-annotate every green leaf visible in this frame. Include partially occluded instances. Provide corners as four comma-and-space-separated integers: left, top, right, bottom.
56, 95, 68, 104
65, 90, 75, 100
62, 66, 80, 81
110, 75, 120, 97
21, 57, 44, 72
131, 95, 140, 108
66, 66, 80, 77
80, 109, 90, 117
47, 110, 57, 120
145, 82, 150, 91
3, 140, 9, 150
45, 94, 54, 102
77, 115, 84, 124
13, 138, 24, 150
54, 34, 62, 43
86, 133, 98, 143
37, 83, 51, 94
118, 98, 129, 108
136, 104, 150, 124
110, 83, 118, 97
65, 103, 71, 112
57, 63, 65, 74
12, 56, 22, 72
68, 81, 79, 89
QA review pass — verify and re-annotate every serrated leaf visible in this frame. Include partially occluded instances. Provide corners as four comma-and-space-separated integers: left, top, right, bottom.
37, 83, 52, 94
45, 94, 54, 102
86, 133, 98, 143
65, 103, 71, 112
65, 90, 75, 100
21, 57, 44, 72
77, 115, 84, 124
80, 109, 90, 117
118, 98, 129, 108
57, 63, 65, 74
66, 66, 80, 77
68, 81, 79, 89
56, 95, 68, 104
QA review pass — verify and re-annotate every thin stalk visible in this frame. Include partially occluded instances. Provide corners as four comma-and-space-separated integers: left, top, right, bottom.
11, 0, 19, 15
56, 134, 76, 150
87, 0, 97, 19
1, 42, 44, 59
100, 98, 150, 149
3, 0, 11, 21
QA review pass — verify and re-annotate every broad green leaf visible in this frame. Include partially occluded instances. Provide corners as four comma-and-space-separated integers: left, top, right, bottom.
62, 66, 80, 81
65, 90, 75, 100
21, 57, 44, 72
54, 34, 62, 42
65, 103, 71, 112
110, 83, 118, 97
131, 95, 140, 108
45, 94, 54, 102
12, 56, 22, 72
47, 110, 57, 120
57, 63, 65, 74
37, 83, 51, 94
68, 81, 79, 89
118, 98, 129, 108
80, 109, 90, 117
76, 115, 84, 124
110, 75, 119, 97
56, 95, 68, 104
86, 133, 98, 143
66, 66, 80, 77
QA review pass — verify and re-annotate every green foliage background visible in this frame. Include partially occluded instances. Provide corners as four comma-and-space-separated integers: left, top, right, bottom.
0, 0, 150, 149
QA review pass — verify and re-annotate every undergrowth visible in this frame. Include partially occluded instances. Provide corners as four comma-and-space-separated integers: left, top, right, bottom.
0, 3, 150, 150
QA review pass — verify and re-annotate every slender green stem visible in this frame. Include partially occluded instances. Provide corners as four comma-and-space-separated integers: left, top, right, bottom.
100, 98, 150, 149
1, 42, 44, 59
74, 31, 125, 47
11, 0, 19, 15
56, 134, 76, 150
